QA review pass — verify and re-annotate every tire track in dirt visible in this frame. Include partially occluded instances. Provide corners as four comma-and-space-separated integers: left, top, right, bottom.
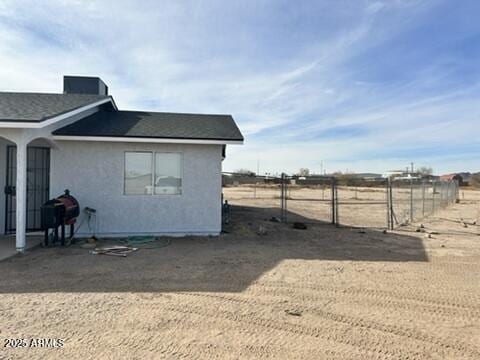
174, 292, 480, 359
166, 297, 440, 360
77, 319, 208, 360
257, 281, 480, 313
305, 306, 479, 358
250, 283, 480, 321
164, 302, 313, 357
359, 269, 480, 301
166, 306, 397, 359
134, 297, 357, 359
70, 297, 317, 360
29, 300, 207, 360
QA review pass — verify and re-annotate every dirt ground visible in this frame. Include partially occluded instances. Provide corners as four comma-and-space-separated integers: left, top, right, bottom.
0, 189, 479, 359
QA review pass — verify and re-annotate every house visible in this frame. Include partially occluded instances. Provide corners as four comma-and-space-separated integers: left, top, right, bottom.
439, 173, 464, 186
0, 76, 243, 252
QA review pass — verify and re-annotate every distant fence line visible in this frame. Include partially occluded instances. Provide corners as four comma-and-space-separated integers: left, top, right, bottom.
222, 172, 459, 230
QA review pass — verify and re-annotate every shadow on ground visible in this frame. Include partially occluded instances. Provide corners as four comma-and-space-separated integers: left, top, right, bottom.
0, 205, 427, 293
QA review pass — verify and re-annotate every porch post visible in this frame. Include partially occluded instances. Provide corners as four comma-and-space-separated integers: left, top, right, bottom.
16, 141, 27, 252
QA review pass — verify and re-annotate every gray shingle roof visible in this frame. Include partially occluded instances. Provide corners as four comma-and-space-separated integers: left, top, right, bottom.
0, 92, 109, 122
53, 110, 244, 142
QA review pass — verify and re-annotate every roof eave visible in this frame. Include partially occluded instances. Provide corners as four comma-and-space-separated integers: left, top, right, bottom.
0, 97, 114, 129
51, 135, 244, 145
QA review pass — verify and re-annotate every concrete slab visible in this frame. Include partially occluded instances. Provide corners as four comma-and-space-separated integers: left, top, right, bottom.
0, 235, 43, 262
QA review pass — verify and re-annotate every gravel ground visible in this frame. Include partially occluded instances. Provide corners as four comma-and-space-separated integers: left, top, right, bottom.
0, 189, 479, 359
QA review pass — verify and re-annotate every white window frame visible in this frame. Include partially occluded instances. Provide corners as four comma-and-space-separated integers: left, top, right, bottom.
123, 151, 183, 196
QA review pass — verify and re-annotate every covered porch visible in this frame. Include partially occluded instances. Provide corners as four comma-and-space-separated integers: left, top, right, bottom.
0, 128, 55, 254
0, 234, 43, 261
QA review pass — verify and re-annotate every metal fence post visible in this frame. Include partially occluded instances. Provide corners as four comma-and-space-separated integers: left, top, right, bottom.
451, 181, 455, 204
450, 181, 453, 204
456, 180, 460, 202
442, 182, 446, 208
453, 181, 456, 203
445, 181, 448, 205
280, 173, 283, 221
444, 182, 447, 207
432, 180, 436, 214
410, 178, 414, 222
446, 181, 450, 206
422, 180, 425, 218
280, 173, 285, 222
284, 174, 288, 222
452, 181, 454, 204
447, 181, 450, 205
444, 181, 447, 207
439, 182, 443, 208
447, 181, 451, 205
385, 179, 390, 229
331, 177, 336, 225
335, 182, 339, 226
279, 173, 288, 223
389, 179, 394, 230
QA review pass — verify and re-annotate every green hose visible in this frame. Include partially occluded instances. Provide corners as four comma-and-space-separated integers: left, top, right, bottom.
120, 236, 171, 249
126, 236, 156, 244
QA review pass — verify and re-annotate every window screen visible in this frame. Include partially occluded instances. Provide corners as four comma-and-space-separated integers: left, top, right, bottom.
154, 152, 182, 195
124, 152, 153, 195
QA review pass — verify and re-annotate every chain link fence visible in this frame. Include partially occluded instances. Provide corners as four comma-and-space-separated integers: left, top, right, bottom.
389, 179, 459, 228
222, 172, 459, 230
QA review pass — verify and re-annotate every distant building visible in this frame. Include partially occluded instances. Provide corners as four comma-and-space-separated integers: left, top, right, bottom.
382, 170, 421, 180
383, 170, 438, 181
353, 173, 383, 180
439, 173, 464, 185
222, 173, 257, 186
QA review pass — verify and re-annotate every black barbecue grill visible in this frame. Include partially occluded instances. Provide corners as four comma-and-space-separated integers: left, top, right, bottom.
41, 189, 80, 246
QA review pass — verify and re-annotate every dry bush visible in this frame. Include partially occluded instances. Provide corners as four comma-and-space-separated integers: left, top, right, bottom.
470, 174, 480, 188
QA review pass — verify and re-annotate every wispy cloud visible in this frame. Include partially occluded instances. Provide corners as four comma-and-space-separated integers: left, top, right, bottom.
0, 0, 479, 175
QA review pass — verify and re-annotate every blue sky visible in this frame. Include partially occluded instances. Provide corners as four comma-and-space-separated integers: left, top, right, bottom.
0, 0, 479, 175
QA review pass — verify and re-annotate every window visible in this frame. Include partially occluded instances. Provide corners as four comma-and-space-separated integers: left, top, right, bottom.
155, 152, 182, 195
124, 152, 153, 195
124, 152, 182, 195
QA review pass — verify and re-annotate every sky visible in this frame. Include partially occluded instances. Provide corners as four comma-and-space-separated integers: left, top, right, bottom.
0, 0, 479, 175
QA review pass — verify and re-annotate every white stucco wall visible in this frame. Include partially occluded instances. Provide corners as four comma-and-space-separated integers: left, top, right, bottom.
50, 141, 223, 237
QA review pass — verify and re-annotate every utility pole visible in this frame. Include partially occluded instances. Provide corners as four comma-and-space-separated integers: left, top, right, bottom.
320, 160, 323, 176
411, 162, 414, 174
254, 159, 260, 199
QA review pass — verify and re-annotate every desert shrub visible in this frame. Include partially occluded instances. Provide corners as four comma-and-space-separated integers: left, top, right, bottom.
470, 174, 480, 188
